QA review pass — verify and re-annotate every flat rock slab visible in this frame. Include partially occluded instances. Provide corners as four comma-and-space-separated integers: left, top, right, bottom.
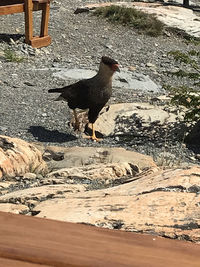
0, 203, 28, 214
34, 166, 200, 243
0, 184, 85, 206
53, 68, 163, 93
42, 146, 157, 171
81, 2, 200, 38
48, 162, 139, 182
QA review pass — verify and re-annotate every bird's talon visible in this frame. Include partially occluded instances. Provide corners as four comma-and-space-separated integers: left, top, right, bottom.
83, 135, 101, 142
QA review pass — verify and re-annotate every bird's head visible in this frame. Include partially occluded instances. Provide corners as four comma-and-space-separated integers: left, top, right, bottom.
100, 56, 120, 74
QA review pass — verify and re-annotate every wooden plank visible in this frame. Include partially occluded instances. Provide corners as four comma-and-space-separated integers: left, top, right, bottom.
0, 4, 24, 15
40, 2, 50, 37
33, 0, 50, 3
30, 35, 51, 48
0, 0, 24, 6
0, 3, 44, 15
0, 257, 48, 267
24, 0, 33, 44
0, 211, 199, 267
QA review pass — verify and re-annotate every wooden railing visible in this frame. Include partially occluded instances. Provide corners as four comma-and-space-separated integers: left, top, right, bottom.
0, 0, 51, 48
0, 211, 200, 266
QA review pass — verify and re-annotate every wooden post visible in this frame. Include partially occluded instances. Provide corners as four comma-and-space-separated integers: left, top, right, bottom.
40, 1, 50, 37
24, 0, 33, 44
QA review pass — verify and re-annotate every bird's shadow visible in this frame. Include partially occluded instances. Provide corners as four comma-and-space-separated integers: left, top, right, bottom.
28, 126, 77, 143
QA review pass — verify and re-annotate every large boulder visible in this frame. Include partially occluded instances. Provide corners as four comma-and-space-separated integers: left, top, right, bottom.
0, 135, 47, 179
94, 103, 182, 137
34, 166, 200, 243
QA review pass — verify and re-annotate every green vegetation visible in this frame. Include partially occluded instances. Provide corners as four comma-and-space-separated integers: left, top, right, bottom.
4, 48, 24, 63
93, 5, 164, 37
167, 69, 200, 80
165, 85, 200, 121
167, 50, 198, 69
166, 49, 200, 122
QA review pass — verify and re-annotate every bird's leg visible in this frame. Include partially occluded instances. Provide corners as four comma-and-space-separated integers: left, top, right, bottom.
91, 123, 99, 141
73, 109, 80, 131
84, 123, 101, 142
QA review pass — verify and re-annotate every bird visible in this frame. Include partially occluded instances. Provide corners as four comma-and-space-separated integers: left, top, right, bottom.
48, 56, 120, 141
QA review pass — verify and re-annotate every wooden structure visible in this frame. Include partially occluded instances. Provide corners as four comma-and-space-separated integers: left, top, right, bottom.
0, 211, 200, 266
0, 0, 51, 48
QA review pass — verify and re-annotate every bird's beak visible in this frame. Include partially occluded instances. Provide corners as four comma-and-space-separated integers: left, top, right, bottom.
112, 64, 120, 72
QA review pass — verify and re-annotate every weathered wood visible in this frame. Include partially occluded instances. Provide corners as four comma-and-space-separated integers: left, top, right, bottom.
30, 35, 51, 48
0, 0, 24, 6
0, 4, 24, 15
40, 2, 50, 37
0, 0, 51, 48
0, 257, 47, 267
24, 0, 33, 44
0, 211, 200, 266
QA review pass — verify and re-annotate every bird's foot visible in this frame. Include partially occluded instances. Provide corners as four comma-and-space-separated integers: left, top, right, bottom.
83, 134, 102, 142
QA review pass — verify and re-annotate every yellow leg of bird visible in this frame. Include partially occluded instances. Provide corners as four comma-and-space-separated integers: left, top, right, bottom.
91, 123, 100, 142
84, 123, 101, 142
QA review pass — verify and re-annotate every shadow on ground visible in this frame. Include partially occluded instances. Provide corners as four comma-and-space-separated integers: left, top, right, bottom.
28, 126, 77, 143
0, 33, 24, 44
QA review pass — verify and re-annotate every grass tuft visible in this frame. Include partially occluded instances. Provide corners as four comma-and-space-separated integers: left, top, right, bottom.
4, 48, 24, 63
93, 5, 164, 37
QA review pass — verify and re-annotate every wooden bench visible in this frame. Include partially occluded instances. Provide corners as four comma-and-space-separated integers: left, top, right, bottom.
0, 0, 51, 48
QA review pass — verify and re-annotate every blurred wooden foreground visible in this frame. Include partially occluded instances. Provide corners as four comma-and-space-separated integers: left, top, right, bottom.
0, 211, 199, 266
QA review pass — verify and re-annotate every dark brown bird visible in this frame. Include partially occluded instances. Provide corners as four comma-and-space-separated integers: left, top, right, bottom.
48, 56, 120, 141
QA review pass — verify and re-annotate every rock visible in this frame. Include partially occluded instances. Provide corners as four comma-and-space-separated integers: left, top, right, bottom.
0, 135, 48, 179
47, 162, 139, 182
42, 146, 157, 171
0, 203, 28, 214
53, 68, 163, 93
82, 2, 200, 38
132, 2, 200, 38
34, 166, 200, 243
0, 184, 85, 206
23, 173, 37, 180
185, 121, 200, 146
196, 154, 200, 160
91, 103, 185, 139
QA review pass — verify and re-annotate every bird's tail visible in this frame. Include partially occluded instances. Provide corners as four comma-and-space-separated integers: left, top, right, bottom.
48, 88, 64, 93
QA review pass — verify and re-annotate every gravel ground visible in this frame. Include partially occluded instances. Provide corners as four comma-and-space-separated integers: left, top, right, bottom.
0, 0, 200, 166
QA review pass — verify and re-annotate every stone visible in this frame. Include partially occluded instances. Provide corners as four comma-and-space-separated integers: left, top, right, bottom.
42, 146, 157, 171
47, 162, 139, 182
0, 135, 48, 179
81, 2, 200, 38
23, 173, 37, 180
34, 166, 200, 243
0, 203, 28, 214
0, 184, 86, 205
53, 68, 163, 93
88, 103, 185, 138
185, 121, 200, 146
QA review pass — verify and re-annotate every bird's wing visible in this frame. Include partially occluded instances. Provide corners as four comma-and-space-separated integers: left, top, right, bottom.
60, 79, 89, 98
